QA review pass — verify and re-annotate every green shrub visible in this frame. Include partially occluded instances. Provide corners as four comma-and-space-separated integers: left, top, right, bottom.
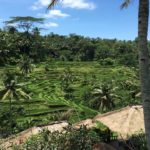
127, 132, 147, 150
12, 123, 120, 150
0, 106, 26, 138
93, 121, 118, 142
118, 54, 138, 67
99, 58, 115, 66
13, 125, 101, 150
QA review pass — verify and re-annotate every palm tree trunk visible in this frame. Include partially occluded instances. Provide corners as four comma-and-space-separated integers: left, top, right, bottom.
9, 98, 13, 134
138, 0, 150, 149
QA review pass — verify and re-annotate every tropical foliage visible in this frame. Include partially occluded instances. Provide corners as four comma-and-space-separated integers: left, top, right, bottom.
0, 14, 146, 149
0, 26, 139, 66
89, 82, 119, 111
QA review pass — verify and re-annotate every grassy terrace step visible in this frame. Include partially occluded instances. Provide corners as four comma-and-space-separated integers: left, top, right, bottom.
0, 61, 139, 129
26, 108, 69, 117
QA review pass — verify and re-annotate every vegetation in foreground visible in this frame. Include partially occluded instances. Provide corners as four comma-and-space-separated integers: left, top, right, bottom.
9, 126, 147, 150
0, 16, 145, 149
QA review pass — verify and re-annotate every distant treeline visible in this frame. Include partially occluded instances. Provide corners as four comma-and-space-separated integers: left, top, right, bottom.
0, 27, 141, 66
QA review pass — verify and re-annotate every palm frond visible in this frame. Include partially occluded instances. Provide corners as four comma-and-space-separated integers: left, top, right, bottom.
2, 89, 11, 100
121, 0, 131, 9
16, 83, 27, 86
0, 89, 7, 100
93, 89, 103, 94
16, 88, 31, 100
48, 0, 60, 10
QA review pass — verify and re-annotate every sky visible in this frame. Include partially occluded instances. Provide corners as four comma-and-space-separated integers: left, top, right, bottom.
0, 0, 141, 40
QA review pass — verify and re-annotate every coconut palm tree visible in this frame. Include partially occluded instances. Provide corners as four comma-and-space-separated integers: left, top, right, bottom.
90, 83, 118, 112
0, 71, 30, 110
0, 71, 30, 133
48, 0, 150, 148
122, 0, 150, 149
60, 67, 74, 90
19, 55, 33, 76
137, 1, 150, 149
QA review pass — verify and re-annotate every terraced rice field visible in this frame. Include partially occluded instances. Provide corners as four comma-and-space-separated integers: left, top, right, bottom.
0, 61, 139, 127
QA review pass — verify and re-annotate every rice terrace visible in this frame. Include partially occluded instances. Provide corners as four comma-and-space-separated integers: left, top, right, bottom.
0, 0, 150, 149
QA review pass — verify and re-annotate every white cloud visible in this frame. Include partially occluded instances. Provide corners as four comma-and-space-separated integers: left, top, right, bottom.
38, 10, 70, 18
6, 23, 17, 27
43, 22, 59, 27
31, 0, 51, 10
62, 0, 96, 10
31, 0, 95, 10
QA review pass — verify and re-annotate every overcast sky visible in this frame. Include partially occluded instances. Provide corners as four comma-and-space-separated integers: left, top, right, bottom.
0, 0, 142, 40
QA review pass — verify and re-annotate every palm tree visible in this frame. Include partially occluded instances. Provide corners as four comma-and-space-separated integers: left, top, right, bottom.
48, 0, 150, 148
0, 71, 30, 133
90, 83, 118, 112
19, 55, 33, 76
60, 67, 74, 90
138, 1, 150, 149
0, 71, 30, 109
122, 0, 150, 149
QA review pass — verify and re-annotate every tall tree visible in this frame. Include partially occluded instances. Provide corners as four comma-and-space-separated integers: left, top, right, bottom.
5, 16, 44, 55
19, 55, 33, 76
48, 0, 150, 149
0, 71, 30, 133
138, 0, 150, 149
90, 82, 117, 112
122, 0, 150, 149
5, 16, 44, 33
